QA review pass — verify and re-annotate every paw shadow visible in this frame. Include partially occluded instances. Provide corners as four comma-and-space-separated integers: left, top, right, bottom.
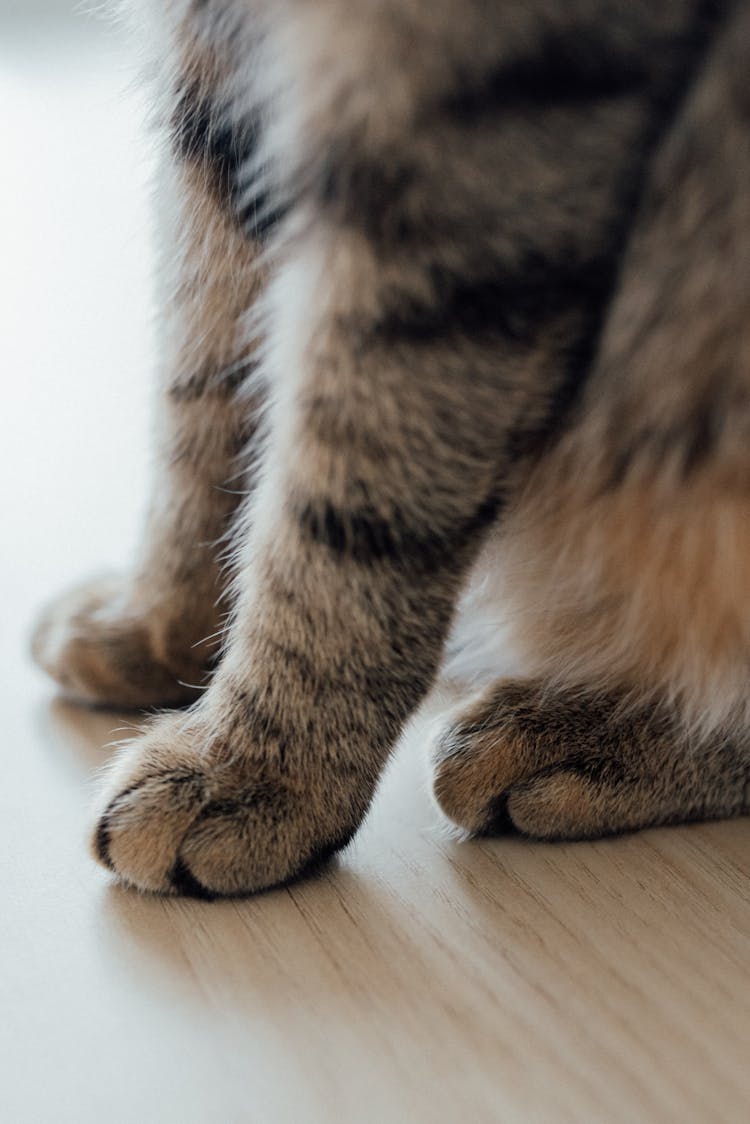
94, 854, 482, 1029
438, 817, 750, 983
96, 859, 379, 1009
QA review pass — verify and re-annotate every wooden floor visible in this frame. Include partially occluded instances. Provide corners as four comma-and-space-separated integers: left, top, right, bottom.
2, 10, 750, 1123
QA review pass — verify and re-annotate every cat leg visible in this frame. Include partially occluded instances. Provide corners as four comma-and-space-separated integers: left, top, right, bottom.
88, 357, 506, 896
87, 196, 609, 892
85, 0, 714, 891
432, 681, 750, 839
32, 70, 267, 708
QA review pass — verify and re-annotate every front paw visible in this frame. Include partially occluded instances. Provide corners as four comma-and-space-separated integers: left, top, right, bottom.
92, 708, 360, 898
32, 575, 208, 709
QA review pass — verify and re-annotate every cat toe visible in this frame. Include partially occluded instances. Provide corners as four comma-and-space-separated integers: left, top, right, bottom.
504, 768, 612, 841
92, 767, 209, 893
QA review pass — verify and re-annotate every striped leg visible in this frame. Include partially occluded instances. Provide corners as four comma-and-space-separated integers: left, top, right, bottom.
89, 303, 511, 896
32, 46, 268, 708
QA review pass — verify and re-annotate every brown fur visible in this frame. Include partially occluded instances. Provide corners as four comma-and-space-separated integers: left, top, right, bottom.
32, 0, 750, 896
433, 681, 750, 838
487, 10, 750, 734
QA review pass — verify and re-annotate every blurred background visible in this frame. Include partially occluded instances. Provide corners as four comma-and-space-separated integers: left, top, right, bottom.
0, 0, 155, 639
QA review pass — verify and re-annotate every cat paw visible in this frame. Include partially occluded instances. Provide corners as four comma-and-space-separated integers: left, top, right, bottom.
32, 575, 210, 709
432, 725, 625, 841
92, 709, 358, 897
431, 681, 651, 841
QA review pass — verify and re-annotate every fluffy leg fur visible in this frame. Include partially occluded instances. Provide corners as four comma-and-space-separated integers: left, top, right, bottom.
32, 26, 268, 708
437, 5, 750, 839
86, 0, 726, 895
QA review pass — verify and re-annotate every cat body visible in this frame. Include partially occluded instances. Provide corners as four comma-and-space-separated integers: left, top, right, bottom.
33, 0, 750, 895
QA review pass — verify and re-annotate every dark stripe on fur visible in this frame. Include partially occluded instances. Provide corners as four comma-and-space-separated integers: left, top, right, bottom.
603, 398, 731, 489
94, 815, 116, 871
171, 82, 284, 239
372, 262, 605, 349
445, 43, 648, 122
444, 1, 728, 121
172, 81, 254, 192
298, 493, 500, 571
168, 358, 259, 403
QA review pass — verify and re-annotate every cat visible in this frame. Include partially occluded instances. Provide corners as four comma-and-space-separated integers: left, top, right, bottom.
32, 0, 750, 898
